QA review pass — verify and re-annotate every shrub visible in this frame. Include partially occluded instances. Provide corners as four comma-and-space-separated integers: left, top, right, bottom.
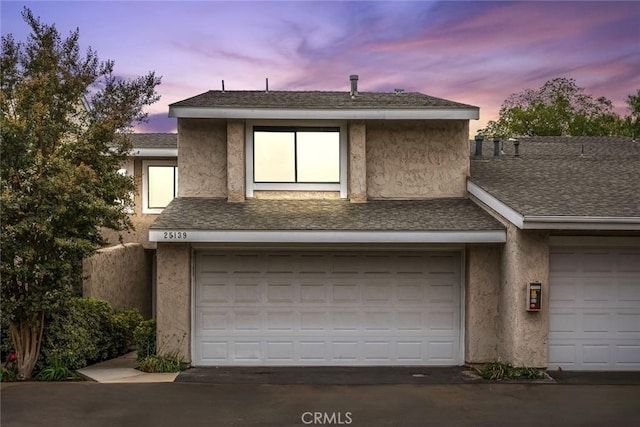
1, 352, 19, 382
135, 330, 187, 373
478, 361, 547, 380
135, 354, 186, 373
39, 298, 113, 370
134, 319, 156, 360
37, 358, 80, 381
111, 309, 144, 357
38, 298, 143, 372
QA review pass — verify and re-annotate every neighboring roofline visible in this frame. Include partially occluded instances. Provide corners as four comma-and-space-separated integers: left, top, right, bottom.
130, 148, 178, 158
149, 229, 506, 244
168, 106, 479, 120
467, 180, 640, 230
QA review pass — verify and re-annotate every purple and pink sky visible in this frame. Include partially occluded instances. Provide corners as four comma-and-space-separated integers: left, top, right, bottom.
2, 1, 639, 136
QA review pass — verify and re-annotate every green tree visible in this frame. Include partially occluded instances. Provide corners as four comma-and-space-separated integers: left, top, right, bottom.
623, 89, 640, 138
481, 77, 626, 137
0, 8, 160, 379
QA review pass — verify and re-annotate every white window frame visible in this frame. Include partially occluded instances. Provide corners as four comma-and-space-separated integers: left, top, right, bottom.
142, 160, 178, 214
246, 120, 347, 198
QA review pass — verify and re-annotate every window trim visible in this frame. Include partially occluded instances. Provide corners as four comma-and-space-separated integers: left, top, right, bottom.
246, 120, 347, 198
142, 160, 178, 214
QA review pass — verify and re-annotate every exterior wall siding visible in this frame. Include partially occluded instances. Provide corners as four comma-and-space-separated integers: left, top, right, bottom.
100, 158, 168, 249
82, 243, 152, 318
227, 120, 245, 202
348, 121, 367, 202
156, 243, 191, 363
499, 223, 550, 367
465, 244, 501, 363
366, 120, 469, 199
178, 118, 227, 198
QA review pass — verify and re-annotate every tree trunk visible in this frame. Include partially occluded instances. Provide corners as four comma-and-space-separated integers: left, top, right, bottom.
10, 312, 45, 380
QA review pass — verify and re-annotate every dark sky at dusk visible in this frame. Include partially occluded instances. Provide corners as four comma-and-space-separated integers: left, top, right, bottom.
2, 1, 639, 136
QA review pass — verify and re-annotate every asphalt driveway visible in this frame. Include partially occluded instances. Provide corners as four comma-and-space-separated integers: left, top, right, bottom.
2, 382, 639, 427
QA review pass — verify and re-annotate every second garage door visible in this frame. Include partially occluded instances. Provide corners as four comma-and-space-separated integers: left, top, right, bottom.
193, 251, 462, 366
548, 247, 640, 371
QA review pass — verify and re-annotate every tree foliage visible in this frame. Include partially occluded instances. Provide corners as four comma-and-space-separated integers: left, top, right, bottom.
0, 8, 161, 378
481, 77, 634, 138
623, 89, 640, 138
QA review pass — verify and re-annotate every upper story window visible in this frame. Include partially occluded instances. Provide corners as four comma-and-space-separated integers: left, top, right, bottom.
246, 121, 347, 197
142, 160, 178, 214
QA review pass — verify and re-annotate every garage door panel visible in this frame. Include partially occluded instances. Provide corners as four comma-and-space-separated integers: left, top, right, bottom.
194, 251, 461, 366
266, 341, 294, 362
199, 283, 230, 304
619, 280, 640, 302
397, 279, 426, 303
549, 247, 640, 371
618, 345, 640, 366
582, 252, 614, 273
618, 252, 640, 273
363, 282, 393, 303
618, 313, 640, 334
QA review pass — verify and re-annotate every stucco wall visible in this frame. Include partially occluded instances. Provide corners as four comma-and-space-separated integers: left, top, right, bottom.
156, 243, 191, 363
100, 158, 167, 248
227, 120, 245, 202
465, 244, 501, 363
366, 120, 469, 199
100, 214, 159, 249
82, 243, 152, 318
348, 121, 367, 202
178, 118, 227, 198
499, 223, 550, 367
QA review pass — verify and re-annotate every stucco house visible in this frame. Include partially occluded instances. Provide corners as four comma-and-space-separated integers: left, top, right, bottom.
101, 133, 178, 248
85, 133, 177, 317
468, 135, 639, 371
149, 76, 639, 371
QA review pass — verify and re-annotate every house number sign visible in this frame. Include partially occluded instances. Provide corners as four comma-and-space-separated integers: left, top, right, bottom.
162, 231, 188, 240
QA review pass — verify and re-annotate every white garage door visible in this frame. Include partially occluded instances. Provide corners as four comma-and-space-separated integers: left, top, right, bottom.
549, 248, 640, 371
193, 251, 462, 366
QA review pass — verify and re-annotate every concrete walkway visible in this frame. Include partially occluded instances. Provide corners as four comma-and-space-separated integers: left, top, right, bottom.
77, 352, 178, 383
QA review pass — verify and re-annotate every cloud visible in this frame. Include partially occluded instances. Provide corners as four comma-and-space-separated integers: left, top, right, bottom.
134, 112, 176, 134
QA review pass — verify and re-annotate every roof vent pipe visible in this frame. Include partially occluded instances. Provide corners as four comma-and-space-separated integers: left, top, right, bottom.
509, 138, 520, 158
265, 78, 269, 93
221, 80, 225, 93
493, 137, 501, 159
474, 134, 484, 159
350, 74, 359, 98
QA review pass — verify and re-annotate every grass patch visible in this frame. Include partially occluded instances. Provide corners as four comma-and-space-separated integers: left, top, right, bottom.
135, 354, 186, 373
37, 361, 81, 381
478, 361, 547, 381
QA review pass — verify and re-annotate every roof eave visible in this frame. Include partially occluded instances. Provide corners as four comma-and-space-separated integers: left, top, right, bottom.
129, 148, 177, 158
149, 229, 505, 244
468, 180, 640, 231
168, 106, 479, 120
522, 216, 640, 230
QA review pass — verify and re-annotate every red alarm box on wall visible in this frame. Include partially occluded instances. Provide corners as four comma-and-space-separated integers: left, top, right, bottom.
527, 282, 542, 312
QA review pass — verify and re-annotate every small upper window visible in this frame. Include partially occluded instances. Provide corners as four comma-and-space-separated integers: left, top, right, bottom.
247, 123, 346, 197
143, 160, 178, 214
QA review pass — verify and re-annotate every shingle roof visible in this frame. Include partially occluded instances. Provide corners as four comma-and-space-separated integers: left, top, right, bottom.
128, 133, 177, 149
151, 198, 504, 231
469, 136, 640, 217
169, 90, 477, 110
